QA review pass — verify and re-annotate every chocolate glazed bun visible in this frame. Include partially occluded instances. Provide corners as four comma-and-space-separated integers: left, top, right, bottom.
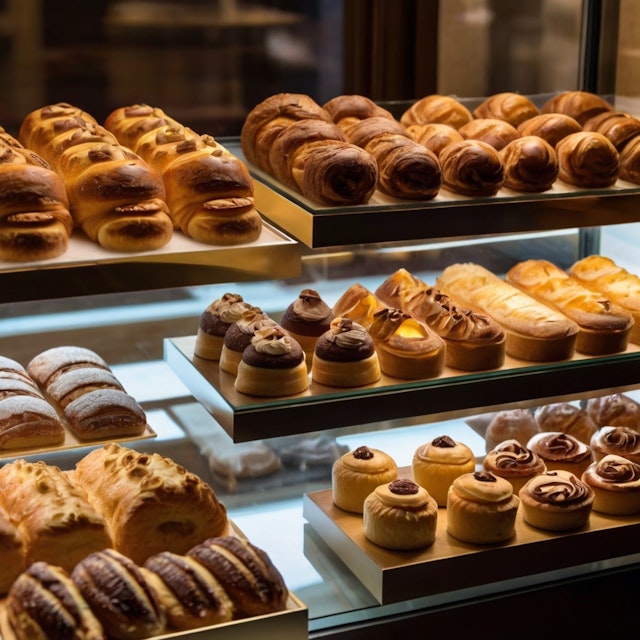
439, 139, 505, 196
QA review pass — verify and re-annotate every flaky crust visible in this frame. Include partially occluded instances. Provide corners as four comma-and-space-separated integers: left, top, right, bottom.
473, 92, 540, 127
583, 111, 640, 150
619, 134, 640, 184
400, 94, 473, 129
556, 131, 620, 188
323, 94, 396, 128
541, 91, 613, 126
0, 504, 24, 595
405, 122, 464, 157
516, 113, 582, 147
499, 135, 559, 192
458, 118, 520, 151
439, 140, 505, 196
484, 409, 541, 453
332, 283, 385, 330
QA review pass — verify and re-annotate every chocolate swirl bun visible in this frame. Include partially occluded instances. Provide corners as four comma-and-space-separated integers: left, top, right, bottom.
582, 454, 640, 515
483, 438, 546, 494
527, 431, 594, 476
556, 131, 620, 188
499, 135, 559, 192
439, 139, 505, 196
590, 426, 640, 464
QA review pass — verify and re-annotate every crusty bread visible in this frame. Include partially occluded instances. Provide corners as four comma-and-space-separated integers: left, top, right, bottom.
436, 262, 579, 361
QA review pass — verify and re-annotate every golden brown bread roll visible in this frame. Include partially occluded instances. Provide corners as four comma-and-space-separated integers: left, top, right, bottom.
473, 92, 540, 127
103, 103, 178, 150
541, 90, 613, 125
72, 443, 229, 565
556, 131, 620, 188
323, 94, 396, 129
0, 394, 66, 449
438, 140, 505, 196
619, 133, 640, 184
400, 94, 473, 129
405, 122, 464, 157
458, 117, 521, 151
499, 135, 559, 192
516, 112, 582, 147
583, 111, 640, 151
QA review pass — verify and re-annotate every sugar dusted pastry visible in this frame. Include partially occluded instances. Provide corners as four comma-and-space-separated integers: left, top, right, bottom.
311, 317, 381, 387
586, 393, 640, 431
590, 426, 640, 464
332, 283, 384, 330
368, 307, 445, 379
234, 325, 309, 397
412, 435, 476, 506
519, 469, 594, 531
332, 445, 398, 513
534, 402, 598, 444
482, 439, 546, 495
363, 478, 438, 550
581, 454, 640, 515
446, 471, 519, 544
527, 431, 594, 477
484, 408, 541, 453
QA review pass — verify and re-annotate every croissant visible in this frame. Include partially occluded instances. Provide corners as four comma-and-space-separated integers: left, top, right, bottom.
541, 91, 613, 126
473, 92, 540, 127
400, 94, 473, 129
323, 94, 395, 129
619, 134, 640, 184
556, 131, 620, 188
105, 105, 262, 245
516, 113, 582, 147
0, 139, 74, 261
583, 111, 640, 151
405, 122, 464, 157
439, 139, 505, 196
458, 118, 520, 151
19, 103, 173, 252
499, 135, 559, 192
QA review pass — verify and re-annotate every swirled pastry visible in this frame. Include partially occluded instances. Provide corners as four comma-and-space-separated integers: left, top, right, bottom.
534, 402, 598, 444
556, 131, 620, 188
323, 94, 396, 129
363, 478, 438, 550
585, 393, 640, 431
482, 439, 546, 494
499, 135, 559, 192
520, 469, 594, 531
527, 431, 594, 477
332, 283, 384, 330
583, 111, 640, 150
458, 118, 520, 151
581, 454, 640, 515
438, 140, 505, 196
619, 134, 640, 184
400, 94, 473, 129
405, 122, 464, 157
541, 91, 613, 126
484, 409, 541, 453
473, 92, 540, 127
590, 426, 640, 464
516, 113, 582, 147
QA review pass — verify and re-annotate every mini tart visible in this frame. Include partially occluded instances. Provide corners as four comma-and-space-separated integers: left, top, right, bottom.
534, 402, 598, 444
482, 438, 546, 495
412, 435, 476, 506
311, 317, 380, 387
194, 293, 250, 360
234, 325, 308, 397
279, 288, 334, 365
484, 408, 541, 453
332, 445, 398, 514
332, 283, 384, 330
446, 471, 520, 544
581, 454, 640, 515
590, 426, 640, 464
527, 431, 594, 477
368, 307, 445, 379
363, 478, 438, 551
520, 469, 594, 531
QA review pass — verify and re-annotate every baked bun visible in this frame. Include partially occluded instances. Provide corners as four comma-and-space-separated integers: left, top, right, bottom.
323, 94, 396, 129
582, 111, 640, 150
332, 445, 398, 513
484, 408, 541, 453
590, 425, 640, 463
619, 133, 640, 184
534, 402, 598, 444
581, 454, 640, 515
499, 135, 559, 192
473, 92, 540, 127
519, 469, 594, 531
541, 91, 613, 125
527, 431, 594, 477
482, 439, 546, 495
363, 478, 438, 550
332, 283, 384, 330
439, 140, 505, 196
405, 122, 464, 158
586, 393, 640, 430
516, 113, 582, 147
400, 94, 473, 129
458, 118, 521, 151
556, 131, 620, 188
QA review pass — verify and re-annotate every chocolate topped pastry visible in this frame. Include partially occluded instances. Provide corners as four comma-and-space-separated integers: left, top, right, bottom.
582, 454, 640, 515
590, 426, 640, 464
483, 438, 546, 494
527, 431, 594, 477
195, 293, 251, 360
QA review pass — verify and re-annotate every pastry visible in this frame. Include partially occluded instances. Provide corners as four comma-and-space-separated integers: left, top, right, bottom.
234, 325, 309, 397
279, 288, 335, 365
484, 408, 541, 453
368, 307, 445, 379
458, 118, 521, 151
534, 402, 598, 444
412, 435, 476, 506
482, 439, 546, 495
556, 131, 620, 188
583, 111, 640, 150
103, 103, 177, 150
506, 258, 633, 354
516, 112, 582, 147
142, 551, 234, 630
187, 535, 289, 619
436, 262, 579, 362
45, 366, 124, 410
581, 454, 640, 515
311, 317, 381, 387
405, 122, 464, 157
499, 135, 559, 192
438, 139, 505, 196
590, 426, 640, 463
332, 445, 398, 513
519, 469, 594, 531
27, 345, 110, 387
5, 561, 105, 640
400, 94, 473, 129
375, 268, 506, 371
586, 393, 640, 430
71, 548, 166, 639
473, 92, 540, 127
0, 394, 65, 449
541, 91, 613, 126
71, 443, 229, 565
527, 431, 594, 477
569, 255, 640, 344
323, 94, 396, 129
446, 470, 519, 544
0, 504, 24, 595
619, 133, 640, 183
0, 458, 112, 572
332, 282, 384, 329
363, 478, 438, 550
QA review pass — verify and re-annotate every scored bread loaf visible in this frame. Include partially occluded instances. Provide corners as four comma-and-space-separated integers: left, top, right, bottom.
0, 459, 112, 572
436, 262, 579, 361
506, 258, 633, 354
71, 443, 229, 565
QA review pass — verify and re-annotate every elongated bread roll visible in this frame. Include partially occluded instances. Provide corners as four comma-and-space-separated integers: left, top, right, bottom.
436, 262, 579, 361
506, 259, 633, 355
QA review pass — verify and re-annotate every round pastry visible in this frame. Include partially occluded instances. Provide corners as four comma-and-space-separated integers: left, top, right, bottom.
534, 402, 598, 444
363, 478, 438, 551
311, 317, 381, 387
519, 469, 594, 531
438, 139, 505, 196
405, 122, 464, 157
411, 435, 476, 506
516, 113, 583, 147
279, 288, 335, 365
446, 470, 519, 544
458, 118, 521, 151
400, 94, 473, 129
541, 91, 613, 126
194, 293, 251, 360
582, 111, 640, 150
484, 408, 541, 453
527, 431, 594, 477
473, 92, 540, 127
556, 131, 620, 188
234, 325, 309, 397
581, 454, 640, 515
499, 135, 559, 192
332, 283, 384, 330
619, 134, 640, 184
332, 445, 398, 513
368, 307, 445, 380
586, 393, 640, 431
590, 426, 640, 464
482, 438, 546, 494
